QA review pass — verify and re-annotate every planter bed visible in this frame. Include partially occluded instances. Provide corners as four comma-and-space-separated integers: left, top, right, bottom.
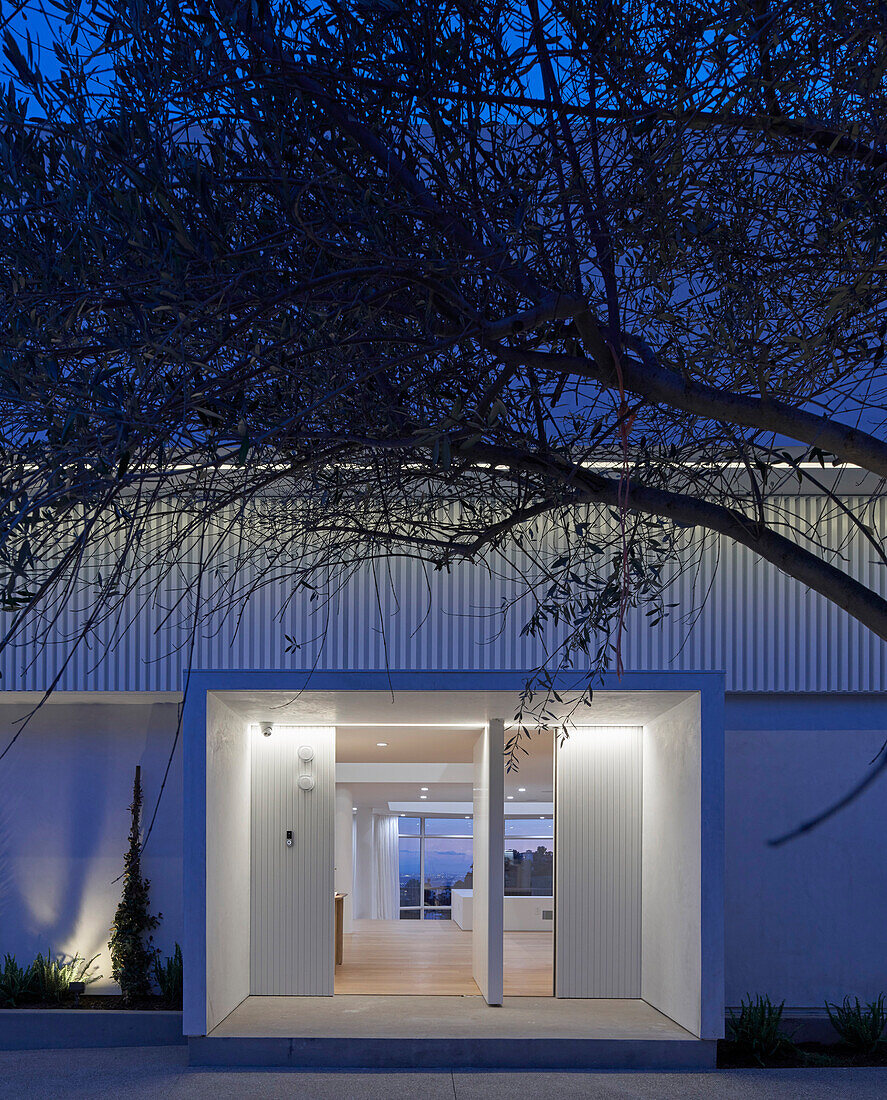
1, 995, 177, 1011
718, 1040, 887, 1069
0, 1004, 184, 1050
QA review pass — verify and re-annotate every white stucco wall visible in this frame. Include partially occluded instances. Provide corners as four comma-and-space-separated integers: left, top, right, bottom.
725, 718, 887, 1006
0, 700, 182, 992
3, 689, 886, 1021
641, 694, 703, 1035
204, 693, 250, 1030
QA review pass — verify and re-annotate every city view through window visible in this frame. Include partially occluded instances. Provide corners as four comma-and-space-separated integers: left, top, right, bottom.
398, 814, 554, 919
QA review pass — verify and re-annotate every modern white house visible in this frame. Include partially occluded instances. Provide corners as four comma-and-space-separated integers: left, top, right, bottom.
1, 485, 885, 1068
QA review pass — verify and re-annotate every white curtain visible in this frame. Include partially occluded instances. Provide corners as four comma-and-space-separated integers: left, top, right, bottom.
371, 814, 400, 920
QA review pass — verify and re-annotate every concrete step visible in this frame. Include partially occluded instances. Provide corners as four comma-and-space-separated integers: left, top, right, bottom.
188, 1034, 716, 1070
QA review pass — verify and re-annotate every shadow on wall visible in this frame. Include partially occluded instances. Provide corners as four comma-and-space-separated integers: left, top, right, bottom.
0, 785, 15, 925
0, 702, 183, 991
724, 722, 887, 1006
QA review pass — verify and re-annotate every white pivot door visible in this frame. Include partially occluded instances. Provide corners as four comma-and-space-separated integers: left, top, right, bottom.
555, 725, 643, 997
472, 718, 505, 1005
250, 726, 336, 995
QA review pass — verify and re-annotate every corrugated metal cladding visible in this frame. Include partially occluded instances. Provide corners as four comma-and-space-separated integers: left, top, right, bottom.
0, 495, 884, 693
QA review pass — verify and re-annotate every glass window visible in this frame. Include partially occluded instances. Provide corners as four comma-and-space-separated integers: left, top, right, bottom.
399, 837, 421, 907
505, 815, 553, 838
424, 837, 473, 908
398, 813, 555, 916
398, 815, 420, 836
424, 817, 473, 836
504, 842, 553, 896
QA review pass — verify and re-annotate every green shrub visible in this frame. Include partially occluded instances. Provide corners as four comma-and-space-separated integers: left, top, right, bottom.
0, 955, 35, 1006
727, 995, 795, 1064
32, 951, 101, 1002
826, 995, 887, 1054
153, 944, 183, 1007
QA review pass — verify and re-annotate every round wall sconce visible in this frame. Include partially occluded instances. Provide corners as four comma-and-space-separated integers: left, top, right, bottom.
297, 774, 315, 791
297, 744, 315, 762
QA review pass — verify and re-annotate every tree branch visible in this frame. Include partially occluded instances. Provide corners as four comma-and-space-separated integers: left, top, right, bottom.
492, 323, 887, 479
463, 443, 887, 642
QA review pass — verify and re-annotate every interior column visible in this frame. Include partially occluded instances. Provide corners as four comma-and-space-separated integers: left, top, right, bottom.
353, 805, 374, 919
334, 784, 354, 933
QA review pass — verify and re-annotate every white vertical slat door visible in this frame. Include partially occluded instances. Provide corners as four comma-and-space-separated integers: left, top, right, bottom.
250, 725, 335, 995
555, 725, 643, 998
472, 718, 505, 1005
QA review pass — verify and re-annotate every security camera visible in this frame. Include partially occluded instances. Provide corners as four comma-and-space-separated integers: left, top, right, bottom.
261, 722, 273, 738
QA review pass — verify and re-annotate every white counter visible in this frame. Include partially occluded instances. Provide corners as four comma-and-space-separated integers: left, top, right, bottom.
451, 890, 554, 932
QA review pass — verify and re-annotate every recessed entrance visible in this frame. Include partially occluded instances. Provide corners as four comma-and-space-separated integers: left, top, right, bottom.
183, 670, 725, 1064
336, 722, 554, 997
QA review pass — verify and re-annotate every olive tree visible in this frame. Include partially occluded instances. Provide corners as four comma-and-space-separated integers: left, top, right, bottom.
1, 0, 886, 797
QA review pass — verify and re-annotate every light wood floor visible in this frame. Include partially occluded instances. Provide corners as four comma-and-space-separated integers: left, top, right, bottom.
334, 919, 553, 996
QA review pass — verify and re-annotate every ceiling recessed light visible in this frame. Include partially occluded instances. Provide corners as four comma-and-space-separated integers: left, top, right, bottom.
420, 787, 429, 792
376, 742, 388, 747
400, 813, 405, 817
464, 815, 470, 819
420, 795, 427, 800
518, 787, 526, 792
507, 795, 514, 800
539, 815, 545, 819
352, 807, 357, 812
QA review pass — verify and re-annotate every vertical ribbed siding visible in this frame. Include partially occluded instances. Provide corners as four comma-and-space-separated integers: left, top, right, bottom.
1, 496, 885, 693
249, 725, 335, 995
555, 726, 643, 998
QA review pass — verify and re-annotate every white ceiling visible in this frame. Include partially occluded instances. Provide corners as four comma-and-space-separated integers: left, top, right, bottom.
335, 726, 482, 763
337, 729, 555, 807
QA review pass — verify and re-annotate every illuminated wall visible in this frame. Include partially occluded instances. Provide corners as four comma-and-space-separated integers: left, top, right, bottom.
0, 699, 182, 993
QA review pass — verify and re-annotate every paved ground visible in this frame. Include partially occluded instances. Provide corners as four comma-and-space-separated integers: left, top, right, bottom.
0, 1048, 884, 1099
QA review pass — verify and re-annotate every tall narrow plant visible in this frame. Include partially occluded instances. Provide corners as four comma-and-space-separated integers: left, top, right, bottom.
108, 766, 159, 1003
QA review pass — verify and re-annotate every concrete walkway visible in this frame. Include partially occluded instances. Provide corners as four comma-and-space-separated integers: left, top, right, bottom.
211, 995, 693, 1039
0, 1047, 884, 1099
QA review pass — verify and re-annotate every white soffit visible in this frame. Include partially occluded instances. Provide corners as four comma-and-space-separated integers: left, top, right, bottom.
217, 689, 696, 726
